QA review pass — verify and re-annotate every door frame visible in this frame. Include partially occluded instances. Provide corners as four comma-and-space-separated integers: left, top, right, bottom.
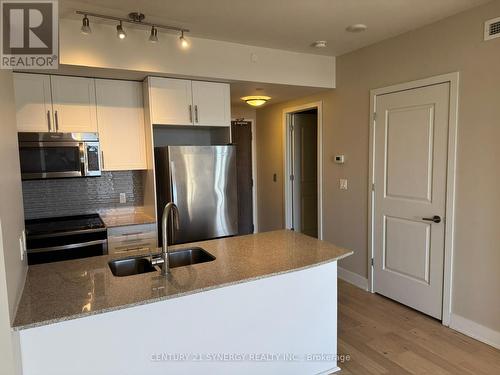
368, 72, 459, 326
283, 101, 323, 240
230, 118, 259, 233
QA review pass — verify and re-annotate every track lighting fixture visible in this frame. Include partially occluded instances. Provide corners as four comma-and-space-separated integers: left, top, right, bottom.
179, 30, 189, 49
149, 26, 158, 43
81, 15, 91, 34
116, 21, 126, 39
75, 10, 190, 49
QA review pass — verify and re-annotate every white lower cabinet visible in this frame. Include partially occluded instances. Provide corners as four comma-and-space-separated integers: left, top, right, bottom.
95, 79, 147, 171
107, 223, 157, 255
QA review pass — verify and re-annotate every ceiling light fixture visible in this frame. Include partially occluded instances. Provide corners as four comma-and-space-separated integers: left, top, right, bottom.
116, 21, 126, 39
241, 96, 271, 107
81, 14, 91, 34
149, 26, 158, 42
346, 24, 367, 33
179, 30, 189, 49
75, 10, 190, 47
312, 40, 327, 48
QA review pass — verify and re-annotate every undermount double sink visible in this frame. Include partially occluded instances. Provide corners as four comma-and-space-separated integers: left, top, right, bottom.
108, 247, 216, 277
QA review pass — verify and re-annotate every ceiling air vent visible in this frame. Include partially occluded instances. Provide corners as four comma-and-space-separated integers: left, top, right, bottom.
484, 17, 500, 41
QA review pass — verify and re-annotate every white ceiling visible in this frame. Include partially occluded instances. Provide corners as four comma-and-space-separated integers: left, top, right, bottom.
60, 0, 490, 56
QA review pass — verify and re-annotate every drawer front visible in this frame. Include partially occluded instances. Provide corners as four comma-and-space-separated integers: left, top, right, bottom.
108, 238, 157, 255
107, 223, 157, 255
108, 230, 156, 244
107, 223, 156, 237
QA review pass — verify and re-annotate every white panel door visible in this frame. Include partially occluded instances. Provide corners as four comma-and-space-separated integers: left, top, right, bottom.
191, 81, 230, 127
373, 83, 450, 319
95, 79, 147, 171
13, 73, 53, 132
51, 76, 98, 133
147, 77, 193, 126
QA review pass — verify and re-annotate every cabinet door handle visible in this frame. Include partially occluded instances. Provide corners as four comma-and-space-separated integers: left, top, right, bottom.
47, 110, 52, 132
189, 105, 193, 123
194, 105, 199, 123
54, 110, 59, 132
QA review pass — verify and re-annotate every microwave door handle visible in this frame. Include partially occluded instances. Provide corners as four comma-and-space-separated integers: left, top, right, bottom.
79, 143, 87, 176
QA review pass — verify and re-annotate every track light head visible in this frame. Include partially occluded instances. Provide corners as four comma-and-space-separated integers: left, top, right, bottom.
81, 15, 91, 34
179, 30, 189, 49
149, 26, 158, 43
116, 21, 126, 39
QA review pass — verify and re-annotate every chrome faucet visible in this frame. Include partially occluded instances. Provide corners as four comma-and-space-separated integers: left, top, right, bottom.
160, 202, 180, 275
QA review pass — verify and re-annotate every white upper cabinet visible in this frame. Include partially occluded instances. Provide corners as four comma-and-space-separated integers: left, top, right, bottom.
13, 73, 53, 132
95, 79, 147, 171
51, 75, 98, 133
191, 81, 230, 127
147, 77, 193, 126
146, 77, 231, 127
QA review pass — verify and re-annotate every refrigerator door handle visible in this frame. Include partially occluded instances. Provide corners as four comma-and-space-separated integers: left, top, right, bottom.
170, 161, 178, 204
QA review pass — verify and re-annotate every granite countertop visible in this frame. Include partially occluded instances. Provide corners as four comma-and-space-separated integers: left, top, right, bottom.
13, 230, 352, 330
98, 208, 156, 228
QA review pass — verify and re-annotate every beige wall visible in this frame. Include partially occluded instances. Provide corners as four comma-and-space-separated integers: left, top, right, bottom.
0, 70, 26, 373
231, 105, 256, 122
60, 19, 336, 88
256, 0, 500, 333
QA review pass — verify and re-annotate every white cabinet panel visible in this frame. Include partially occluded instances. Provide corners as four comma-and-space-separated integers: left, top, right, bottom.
148, 77, 193, 126
107, 223, 157, 255
51, 76, 98, 133
192, 81, 230, 127
13, 73, 53, 132
96, 79, 147, 171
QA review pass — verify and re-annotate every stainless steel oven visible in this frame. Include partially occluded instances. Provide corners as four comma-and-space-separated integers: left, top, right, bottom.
18, 132, 102, 180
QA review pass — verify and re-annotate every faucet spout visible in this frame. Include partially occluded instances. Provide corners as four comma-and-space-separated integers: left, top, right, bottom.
161, 202, 180, 275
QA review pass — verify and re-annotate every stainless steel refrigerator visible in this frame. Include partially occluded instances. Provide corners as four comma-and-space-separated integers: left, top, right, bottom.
155, 146, 238, 245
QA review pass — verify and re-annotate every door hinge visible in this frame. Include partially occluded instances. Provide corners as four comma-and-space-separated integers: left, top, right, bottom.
250, 178, 254, 188
372, 183, 375, 191
290, 123, 294, 132
290, 174, 294, 181
371, 258, 374, 267
373, 112, 377, 122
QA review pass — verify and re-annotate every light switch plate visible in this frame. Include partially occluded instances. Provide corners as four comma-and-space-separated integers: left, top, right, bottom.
339, 179, 348, 190
119, 193, 127, 204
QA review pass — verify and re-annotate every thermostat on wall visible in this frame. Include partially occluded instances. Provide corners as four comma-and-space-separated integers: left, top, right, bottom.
334, 155, 345, 164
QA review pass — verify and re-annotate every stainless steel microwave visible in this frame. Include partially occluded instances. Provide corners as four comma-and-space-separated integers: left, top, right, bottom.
18, 133, 102, 180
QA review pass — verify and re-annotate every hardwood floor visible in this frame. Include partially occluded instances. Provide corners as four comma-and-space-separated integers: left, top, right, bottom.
336, 280, 500, 374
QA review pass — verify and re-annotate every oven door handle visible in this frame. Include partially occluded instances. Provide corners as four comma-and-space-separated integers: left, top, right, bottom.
28, 239, 107, 253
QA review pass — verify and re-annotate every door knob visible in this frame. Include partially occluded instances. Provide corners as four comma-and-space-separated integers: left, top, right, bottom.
422, 215, 441, 223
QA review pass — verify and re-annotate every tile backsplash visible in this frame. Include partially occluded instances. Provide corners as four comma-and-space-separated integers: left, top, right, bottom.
22, 171, 144, 219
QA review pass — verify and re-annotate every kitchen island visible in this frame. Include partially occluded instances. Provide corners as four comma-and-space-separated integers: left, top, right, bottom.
14, 230, 352, 375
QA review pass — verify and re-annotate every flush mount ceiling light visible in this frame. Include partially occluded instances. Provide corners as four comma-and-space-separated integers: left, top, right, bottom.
346, 24, 368, 33
241, 96, 271, 107
312, 40, 327, 48
76, 11, 189, 46
81, 14, 91, 34
116, 21, 126, 39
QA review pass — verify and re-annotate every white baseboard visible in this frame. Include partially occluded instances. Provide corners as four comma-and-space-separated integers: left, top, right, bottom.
450, 313, 500, 350
337, 267, 368, 291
